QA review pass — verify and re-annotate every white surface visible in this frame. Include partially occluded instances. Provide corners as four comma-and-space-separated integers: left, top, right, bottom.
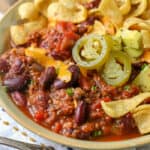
0, 108, 71, 150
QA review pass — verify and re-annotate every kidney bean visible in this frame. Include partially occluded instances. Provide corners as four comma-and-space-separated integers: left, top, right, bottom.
31, 63, 44, 72
11, 91, 26, 107
77, 16, 99, 35
39, 67, 57, 89
79, 75, 91, 91
68, 65, 80, 87
53, 79, 67, 90
115, 113, 136, 134
10, 58, 24, 74
3, 75, 29, 91
75, 101, 87, 125
0, 59, 10, 73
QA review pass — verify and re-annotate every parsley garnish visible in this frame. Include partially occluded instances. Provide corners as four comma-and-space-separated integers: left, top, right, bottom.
124, 85, 130, 91
56, 68, 60, 74
29, 79, 34, 85
91, 86, 97, 91
92, 130, 102, 137
66, 88, 74, 96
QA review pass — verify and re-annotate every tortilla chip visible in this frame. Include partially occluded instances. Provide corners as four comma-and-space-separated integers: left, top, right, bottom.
34, 0, 52, 17
24, 16, 47, 33
18, 2, 39, 20
10, 25, 27, 45
133, 107, 150, 134
47, 2, 87, 23
115, 0, 131, 15
99, 0, 123, 27
132, 104, 150, 114
25, 47, 71, 82
130, 0, 147, 17
141, 30, 150, 48
90, 20, 106, 35
101, 92, 150, 118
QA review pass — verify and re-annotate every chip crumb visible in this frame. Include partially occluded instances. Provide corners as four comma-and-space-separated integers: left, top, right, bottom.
3, 121, 10, 126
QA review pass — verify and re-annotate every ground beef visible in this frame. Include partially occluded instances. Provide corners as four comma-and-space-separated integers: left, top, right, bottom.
0, 21, 141, 140
40, 22, 80, 60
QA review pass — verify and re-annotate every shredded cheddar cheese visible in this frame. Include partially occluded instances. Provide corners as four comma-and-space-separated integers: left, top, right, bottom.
25, 47, 71, 82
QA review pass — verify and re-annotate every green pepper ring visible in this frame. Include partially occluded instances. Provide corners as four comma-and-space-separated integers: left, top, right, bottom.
102, 51, 132, 87
72, 34, 111, 70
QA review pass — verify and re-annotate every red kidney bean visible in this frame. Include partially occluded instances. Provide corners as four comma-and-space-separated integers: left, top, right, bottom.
10, 58, 24, 74
3, 75, 29, 91
0, 59, 10, 73
39, 67, 57, 89
115, 113, 136, 134
77, 16, 99, 35
53, 79, 67, 90
75, 101, 87, 125
79, 75, 91, 91
68, 65, 80, 87
31, 63, 44, 72
11, 91, 26, 107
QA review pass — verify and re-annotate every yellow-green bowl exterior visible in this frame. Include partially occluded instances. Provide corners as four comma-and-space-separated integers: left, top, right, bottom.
0, 1, 150, 149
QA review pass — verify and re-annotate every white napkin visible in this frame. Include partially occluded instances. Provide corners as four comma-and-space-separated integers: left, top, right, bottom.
0, 108, 72, 150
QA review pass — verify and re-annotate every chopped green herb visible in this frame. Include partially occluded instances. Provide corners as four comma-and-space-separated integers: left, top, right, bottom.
66, 88, 74, 96
30, 79, 34, 85
92, 130, 102, 137
91, 86, 97, 91
141, 63, 148, 70
124, 85, 131, 91
56, 68, 60, 74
